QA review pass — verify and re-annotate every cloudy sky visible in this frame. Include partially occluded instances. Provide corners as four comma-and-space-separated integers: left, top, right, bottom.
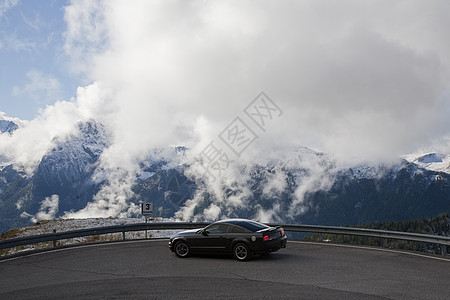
2, 0, 450, 171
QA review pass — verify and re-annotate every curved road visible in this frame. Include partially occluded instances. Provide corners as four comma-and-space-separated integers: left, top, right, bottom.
0, 240, 449, 299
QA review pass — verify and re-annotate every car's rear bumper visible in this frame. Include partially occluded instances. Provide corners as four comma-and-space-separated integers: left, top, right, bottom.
253, 235, 287, 254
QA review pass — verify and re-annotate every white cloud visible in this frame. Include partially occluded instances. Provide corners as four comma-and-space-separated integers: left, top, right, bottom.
0, 1, 36, 53
0, 111, 25, 127
62, 0, 450, 161
12, 69, 62, 104
63, 166, 140, 219
203, 204, 221, 221
21, 194, 60, 223
0, 0, 18, 19
35, 194, 59, 222
57, 0, 450, 219
63, 0, 109, 75
5, 0, 450, 219
0, 34, 36, 52
255, 203, 281, 223
0, 84, 105, 174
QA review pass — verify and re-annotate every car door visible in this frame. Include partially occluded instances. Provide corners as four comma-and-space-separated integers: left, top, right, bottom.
193, 224, 230, 253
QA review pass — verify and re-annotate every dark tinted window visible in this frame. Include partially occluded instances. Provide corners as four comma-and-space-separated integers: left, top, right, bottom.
230, 225, 250, 233
236, 220, 269, 232
205, 224, 230, 234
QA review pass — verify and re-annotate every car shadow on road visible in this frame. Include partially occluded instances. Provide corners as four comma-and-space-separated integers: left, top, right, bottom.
182, 251, 296, 262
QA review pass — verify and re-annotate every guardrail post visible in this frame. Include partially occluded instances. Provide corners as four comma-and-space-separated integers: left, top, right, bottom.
145, 217, 148, 240
440, 245, 447, 256
53, 229, 57, 248
122, 231, 126, 241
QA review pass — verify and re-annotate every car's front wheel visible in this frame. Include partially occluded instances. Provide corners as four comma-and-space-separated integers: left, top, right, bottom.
233, 243, 251, 261
174, 241, 190, 258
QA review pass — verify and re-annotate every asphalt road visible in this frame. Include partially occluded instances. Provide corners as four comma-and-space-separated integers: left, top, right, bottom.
0, 240, 449, 299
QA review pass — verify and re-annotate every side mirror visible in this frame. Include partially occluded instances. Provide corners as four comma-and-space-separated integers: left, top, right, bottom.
202, 230, 209, 236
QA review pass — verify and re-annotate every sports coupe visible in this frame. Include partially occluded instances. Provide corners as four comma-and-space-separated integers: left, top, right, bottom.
168, 219, 287, 261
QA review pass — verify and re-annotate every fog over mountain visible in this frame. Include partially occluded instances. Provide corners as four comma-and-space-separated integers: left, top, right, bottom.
1, 1, 450, 230
0, 118, 449, 232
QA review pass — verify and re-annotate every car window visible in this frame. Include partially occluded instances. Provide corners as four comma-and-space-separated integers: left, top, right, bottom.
230, 225, 250, 233
205, 224, 230, 234
236, 220, 269, 232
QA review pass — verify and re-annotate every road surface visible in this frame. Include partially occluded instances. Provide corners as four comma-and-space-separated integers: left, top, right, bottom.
0, 240, 448, 299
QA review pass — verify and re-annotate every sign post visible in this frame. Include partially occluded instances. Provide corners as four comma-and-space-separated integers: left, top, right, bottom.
141, 202, 153, 239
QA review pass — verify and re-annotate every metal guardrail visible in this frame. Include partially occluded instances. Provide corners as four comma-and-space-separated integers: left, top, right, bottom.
275, 224, 450, 255
0, 222, 208, 250
0, 222, 449, 256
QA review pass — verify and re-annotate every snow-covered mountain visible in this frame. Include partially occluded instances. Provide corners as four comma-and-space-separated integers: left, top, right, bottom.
177, 150, 450, 225
0, 112, 23, 134
32, 120, 110, 214
0, 117, 20, 168
404, 153, 450, 174
0, 120, 110, 232
36, 121, 109, 186
0, 116, 450, 233
0, 120, 18, 134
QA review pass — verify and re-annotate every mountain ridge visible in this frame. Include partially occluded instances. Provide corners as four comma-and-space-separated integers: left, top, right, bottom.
0, 117, 449, 233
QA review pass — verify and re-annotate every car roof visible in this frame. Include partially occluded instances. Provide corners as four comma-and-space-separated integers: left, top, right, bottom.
215, 218, 270, 231
215, 218, 260, 224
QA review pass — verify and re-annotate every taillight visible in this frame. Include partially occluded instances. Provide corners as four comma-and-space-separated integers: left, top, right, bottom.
281, 230, 285, 236
263, 235, 271, 241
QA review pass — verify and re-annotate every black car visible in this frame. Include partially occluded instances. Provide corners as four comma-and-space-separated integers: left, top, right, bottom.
168, 219, 287, 261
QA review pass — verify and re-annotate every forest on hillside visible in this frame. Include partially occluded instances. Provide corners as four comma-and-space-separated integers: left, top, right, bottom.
303, 214, 450, 255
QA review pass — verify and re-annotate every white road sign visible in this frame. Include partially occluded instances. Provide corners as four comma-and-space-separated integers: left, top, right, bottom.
141, 202, 153, 215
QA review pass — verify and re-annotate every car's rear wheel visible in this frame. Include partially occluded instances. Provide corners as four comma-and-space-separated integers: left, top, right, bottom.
174, 241, 190, 258
233, 243, 251, 261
